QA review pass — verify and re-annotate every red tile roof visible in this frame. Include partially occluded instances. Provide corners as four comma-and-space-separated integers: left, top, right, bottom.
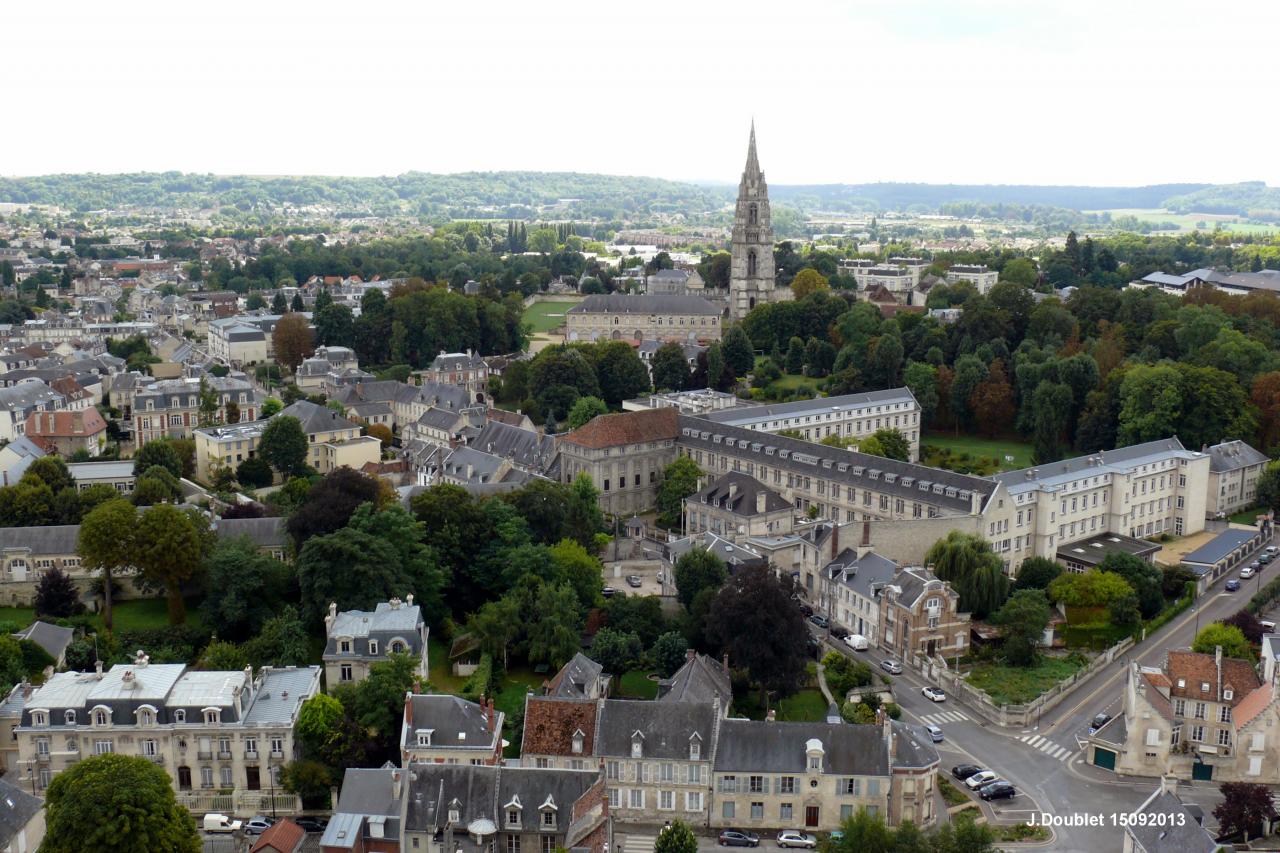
251, 818, 305, 853
560, 408, 678, 450
522, 696, 598, 756
1233, 683, 1275, 730
1166, 650, 1261, 707
24, 408, 107, 441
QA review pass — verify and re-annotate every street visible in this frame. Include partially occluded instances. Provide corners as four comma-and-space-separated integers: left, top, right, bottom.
813, 527, 1280, 852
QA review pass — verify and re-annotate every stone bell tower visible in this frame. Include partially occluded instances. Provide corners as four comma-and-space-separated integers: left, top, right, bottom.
728, 121, 784, 321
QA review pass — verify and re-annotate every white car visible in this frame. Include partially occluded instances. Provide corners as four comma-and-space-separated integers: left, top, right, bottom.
922, 686, 947, 702
842, 634, 869, 651
776, 831, 817, 849
965, 770, 1000, 790
1241, 567, 1256, 579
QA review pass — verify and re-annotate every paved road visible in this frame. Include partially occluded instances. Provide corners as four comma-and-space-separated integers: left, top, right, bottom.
812, 526, 1279, 853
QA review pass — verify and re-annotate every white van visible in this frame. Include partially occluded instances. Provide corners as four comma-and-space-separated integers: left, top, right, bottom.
843, 634, 869, 651
203, 814, 243, 833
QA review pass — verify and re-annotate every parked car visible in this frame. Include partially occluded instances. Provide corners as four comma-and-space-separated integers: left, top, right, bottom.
1267, 545, 1279, 554
718, 830, 760, 847
979, 781, 1017, 801
776, 831, 818, 849
880, 659, 903, 675
799, 603, 815, 617
922, 686, 946, 702
294, 817, 329, 833
965, 770, 1000, 790
1261, 553, 1273, 565
203, 814, 243, 834
805, 635, 821, 658
1241, 566, 1256, 579
925, 724, 944, 743
843, 634, 869, 651
808, 615, 830, 629
626, 575, 642, 588
828, 832, 844, 842
1262, 620, 1277, 632
1227, 579, 1242, 591
1089, 713, 1112, 734
830, 625, 851, 641
951, 764, 982, 780
602, 586, 617, 598
244, 817, 275, 836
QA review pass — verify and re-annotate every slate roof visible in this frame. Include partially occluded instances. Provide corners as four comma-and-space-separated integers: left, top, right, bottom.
714, 719, 889, 775
666, 532, 766, 570
471, 419, 556, 470
561, 408, 679, 450
279, 399, 359, 433
67, 460, 134, 481
0, 381, 63, 411
1181, 529, 1259, 568
323, 766, 401, 849
404, 694, 502, 752
595, 700, 716, 759
699, 388, 917, 429
13, 621, 74, 661
241, 666, 320, 725
994, 438, 1199, 496
1166, 650, 1260, 706
522, 696, 599, 756
1207, 439, 1269, 473
567, 294, 720, 316
1125, 789, 1218, 853
885, 565, 952, 610
544, 653, 604, 699
690, 471, 790, 517
215, 516, 288, 549
826, 547, 899, 602
892, 720, 940, 769
441, 446, 506, 484
431, 351, 486, 371
658, 653, 731, 707
405, 764, 601, 841
418, 407, 466, 432
679, 414, 992, 514
0, 524, 80, 555
0, 776, 42, 848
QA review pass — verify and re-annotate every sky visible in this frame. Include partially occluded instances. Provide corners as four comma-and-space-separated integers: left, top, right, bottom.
7, 0, 1279, 186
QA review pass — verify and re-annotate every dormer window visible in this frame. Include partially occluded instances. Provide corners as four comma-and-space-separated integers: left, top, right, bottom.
1177, 679, 1185, 689
203, 709, 220, 725
339, 640, 351, 654
508, 809, 521, 827
1225, 689, 1234, 701
448, 802, 460, 825
137, 708, 155, 726
174, 710, 185, 724
690, 739, 701, 761
571, 730, 584, 755
369, 640, 379, 655
631, 732, 644, 758
809, 755, 821, 771
417, 729, 434, 747
63, 710, 75, 725
1201, 683, 1210, 693
390, 640, 406, 654
542, 811, 556, 828
94, 709, 110, 726
31, 712, 47, 727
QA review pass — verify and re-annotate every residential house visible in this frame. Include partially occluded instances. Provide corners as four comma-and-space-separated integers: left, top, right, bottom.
657, 651, 732, 712
0, 382, 65, 444
822, 538, 899, 643
1206, 440, 1268, 518
400, 694, 504, 766
251, 818, 306, 853
558, 409, 680, 516
320, 766, 402, 853
207, 318, 268, 367
23, 408, 107, 457
0, 437, 45, 486
565, 294, 722, 344
878, 566, 969, 661
133, 374, 259, 446
636, 340, 706, 383
423, 351, 489, 404
0, 525, 90, 607
543, 654, 609, 701
683, 471, 793, 543
323, 598, 429, 690
400, 764, 609, 853
0, 776, 44, 853
1121, 777, 1217, 853
296, 347, 361, 392
215, 516, 290, 560
11, 653, 320, 810
1098, 647, 1269, 782
66, 460, 135, 495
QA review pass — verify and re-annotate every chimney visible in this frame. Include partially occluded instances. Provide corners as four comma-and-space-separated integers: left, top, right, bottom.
392, 769, 403, 800
94, 660, 103, 679
766, 709, 776, 722
722, 652, 730, 674
488, 697, 497, 732
407, 593, 414, 607
756, 490, 767, 514
686, 648, 696, 664
831, 523, 839, 559
405, 691, 414, 727
325, 602, 338, 632
728, 482, 738, 502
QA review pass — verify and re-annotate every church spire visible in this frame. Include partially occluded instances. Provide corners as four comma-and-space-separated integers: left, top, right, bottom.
744, 120, 760, 178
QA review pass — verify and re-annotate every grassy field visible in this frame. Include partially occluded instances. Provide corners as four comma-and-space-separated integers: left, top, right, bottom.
427, 636, 468, 693
734, 687, 829, 722
964, 655, 1088, 706
1087, 208, 1280, 235
1230, 506, 1265, 526
921, 432, 1033, 472
522, 299, 581, 334
618, 670, 659, 699
0, 599, 184, 633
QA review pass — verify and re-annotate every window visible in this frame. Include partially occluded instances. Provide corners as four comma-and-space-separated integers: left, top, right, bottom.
94, 709, 109, 726
608, 789, 620, 809
688, 765, 702, 784
1218, 729, 1232, 747
606, 760, 620, 780
629, 789, 644, 809
1220, 706, 1232, 723
1191, 726, 1205, 743
35, 738, 49, 756
780, 803, 793, 821
221, 766, 233, 787
542, 838, 555, 853
340, 664, 353, 682
1173, 699, 1185, 716
689, 739, 700, 761
339, 640, 351, 654
201, 767, 214, 789
1194, 702, 1207, 720
719, 776, 737, 793
749, 775, 764, 793
722, 801, 735, 819
31, 712, 46, 727
93, 739, 113, 755
369, 640, 378, 656
808, 755, 821, 771
751, 802, 764, 820
175, 709, 185, 724
507, 836, 521, 853
63, 710, 75, 725
779, 776, 796, 794
841, 778, 859, 796
867, 780, 879, 797
204, 710, 220, 725
686, 791, 702, 812
541, 810, 555, 828
270, 736, 283, 757
660, 763, 674, 782
659, 790, 674, 810
138, 708, 154, 726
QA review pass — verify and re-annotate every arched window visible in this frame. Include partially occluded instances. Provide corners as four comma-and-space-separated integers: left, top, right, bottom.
174, 710, 186, 724
747, 250, 757, 277
748, 203, 758, 225
94, 709, 109, 726
64, 710, 76, 725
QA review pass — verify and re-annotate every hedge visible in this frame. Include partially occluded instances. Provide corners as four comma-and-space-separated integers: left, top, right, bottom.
1248, 575, 1280, 616
462, 653, 496, 700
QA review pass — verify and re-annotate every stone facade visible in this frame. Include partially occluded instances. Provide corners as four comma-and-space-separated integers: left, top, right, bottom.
323, 598, 429, 690
878, 566, 969, 661
564, 294, 722, 344
558, 409, 681, 516
729, 123, 790, 321
1206, 439, 1268, 518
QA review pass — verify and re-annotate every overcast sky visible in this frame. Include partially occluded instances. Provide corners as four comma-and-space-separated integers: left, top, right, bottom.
7, 0, 1278, 186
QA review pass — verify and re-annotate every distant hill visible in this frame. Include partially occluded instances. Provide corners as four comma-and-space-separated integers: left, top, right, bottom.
761, 182, 1213, 212
1161, 181, 1280, 220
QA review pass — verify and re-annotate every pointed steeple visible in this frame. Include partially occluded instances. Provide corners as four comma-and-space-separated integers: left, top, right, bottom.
744, 120, 760, 178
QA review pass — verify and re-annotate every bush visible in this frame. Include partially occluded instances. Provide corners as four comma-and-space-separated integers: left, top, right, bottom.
462, 653, 496, 700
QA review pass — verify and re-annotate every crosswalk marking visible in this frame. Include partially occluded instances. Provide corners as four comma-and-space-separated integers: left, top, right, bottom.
1018, 733, 1074, 761
920, 710, 969, 725
621, 835, 655, 853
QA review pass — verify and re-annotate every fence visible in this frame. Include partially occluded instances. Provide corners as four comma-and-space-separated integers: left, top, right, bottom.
915, 635, 1135, 728
175, 789, 301, 817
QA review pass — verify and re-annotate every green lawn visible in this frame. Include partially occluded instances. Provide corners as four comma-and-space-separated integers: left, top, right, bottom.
1230, 506, 1265, 526
964, 655, 1088, 706
427, 636, 467, 693
938, 778, 970, 807
1086, 208, 1280, 236
523, 299, 581, 334
734, 688, 829, 722
0, 607, 35, 629
618, 670, 659, 699
921, 431, 1033, 473
0, 598, 186, 633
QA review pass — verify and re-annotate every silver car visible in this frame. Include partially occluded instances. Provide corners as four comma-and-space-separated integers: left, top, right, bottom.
880, 658, 903, 675
776, 831, 817, 849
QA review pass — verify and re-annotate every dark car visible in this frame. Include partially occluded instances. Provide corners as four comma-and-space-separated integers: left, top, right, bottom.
1227, 579, 1242, 591
830, 625, 851, 641
808, 614, 830, 629
718, 830, 760, 847
951, 764, 982, 780
799, 603, 815, 617
1089, 713, 1112, 734
602, 586, 617, 598
805, 635, 821, 658
295, 817, 329, 833
979, 781, 1017, 801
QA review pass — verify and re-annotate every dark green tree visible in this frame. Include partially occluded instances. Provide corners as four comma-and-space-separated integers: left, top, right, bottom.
706, 564, 810, 697
1013, 556, 1061, 591
722, 325, 755, 377
258, 415, 309, 478
651, 342, 691, 392
994, 589, 1052, 666
656, 456, 701, 530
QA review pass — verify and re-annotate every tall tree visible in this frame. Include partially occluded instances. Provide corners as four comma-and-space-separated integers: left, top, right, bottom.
673, 547, 728, 611
132, 439, 183, 479
568, 396, 608, 430
1192, 623, 1254, 661
78, 498, 138, 631
924, 531, 1009, 620
970, 358, 1016, 438
35, 566, 85, 618
706, 564, 810, 697
133, 505, 212, 624
993, 589, 1051, 666
651, 342, 691, 392
286, 468, 383, 549
41, 754, 202, 853
1214, 782, 1278, 841
258, 415, 309, 478
563, 472, 604, 549
656, 456, 702, 530
525, 582, 584, 668
202, 537, 292, 641
273, 312, 314, 373
721, 324, 755, 377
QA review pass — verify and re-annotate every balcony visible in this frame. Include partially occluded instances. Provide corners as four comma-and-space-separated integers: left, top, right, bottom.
217, 750, 233, 760
197, 751, 213, 761
245, 750, 259, 761
269, 750, 285, 760
145, 755, 165, 765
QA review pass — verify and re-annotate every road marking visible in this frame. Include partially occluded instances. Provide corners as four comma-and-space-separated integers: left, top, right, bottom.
1018, 733, 1073, 761
920, 710, 969, 725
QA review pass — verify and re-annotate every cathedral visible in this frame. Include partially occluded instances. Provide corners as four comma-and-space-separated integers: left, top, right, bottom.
728, 122, 791, 321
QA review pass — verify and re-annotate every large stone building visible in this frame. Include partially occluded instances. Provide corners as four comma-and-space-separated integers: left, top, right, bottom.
400, 694, 504, 766
422, 350, 490, 404
877, 566, 970, 661
323, 597, 428, 690
10, 652, 319, 811
1205, 439, 1268, 518
683, 471, 793, 543
133, 374, 260, 447
558, 408, 680, 516
564, 294, 722, 344
729, 123, 790, 321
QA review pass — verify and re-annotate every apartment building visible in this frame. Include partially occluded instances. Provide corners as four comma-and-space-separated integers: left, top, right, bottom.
878, 566, 969, 661
10, 653, 319, 806
323, 597, 428, 690
207, 318, 268, 366
295, 346, 360, 392
983, 439, 1211, 572
1205, 440, 1268, 518
683, 472, 794, 543
696, 388, 922, 462
558, 408, 680, 516
565, 294, 722, 344
400, 694, 504, 766
944, 264, 999, 294
422, 350, 489, 403
133, 374, 260, 447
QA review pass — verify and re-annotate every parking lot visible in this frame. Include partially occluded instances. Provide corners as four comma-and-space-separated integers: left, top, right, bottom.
604, 560, 667, 597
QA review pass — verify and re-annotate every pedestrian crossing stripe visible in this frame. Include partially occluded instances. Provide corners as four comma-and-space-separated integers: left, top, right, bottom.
920, 710, 969, 725
1018, 734, 1074, 761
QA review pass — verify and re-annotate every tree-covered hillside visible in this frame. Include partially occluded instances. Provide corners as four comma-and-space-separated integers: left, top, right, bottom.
1162, 182, 1280, 220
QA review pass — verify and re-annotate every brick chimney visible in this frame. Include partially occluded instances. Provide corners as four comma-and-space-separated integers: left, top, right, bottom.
404, 691, 414, 727
831, 523, 839, 559
487, 697, 497, 733
686, 648, 696, 664
856, 520, 873, 560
